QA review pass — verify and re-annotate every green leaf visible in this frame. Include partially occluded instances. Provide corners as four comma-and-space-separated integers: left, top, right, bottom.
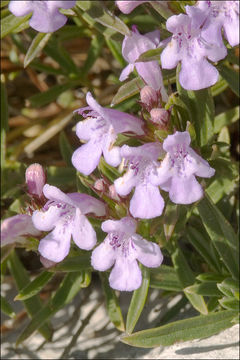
15, 271, 54, 301
28, 82, 78, 108
217, 278, 239, 298
126, 266, 150, 334
8, 250, 52, 341
196, 273, 226, 283
150, 265, 182, 292
187, 226, 222, 272
185, 282, 222, 297
80, 33, 105, 77
206, 158, 238, 204
197, 195, 239, 280
111, 77, 145, 106
217, 63, 240, 97
24, 33, 52, 68
121, 310, 237, 347
211, 78, 228, 97
172, 247, 208, 315
214, 106, 239, 134
77, 0, 130, 36
100, 273, 125, 331
59, 131, 73, 167
1, 13, 30, 38
177, 65, 215, 146
219, 297, 239, 311
1, 295, 15, 318
137, 47, 163, 62
17, 272, 84, 345
105, 37, 126, 67
48, 254, 91, 272
149, 1, 175, 19
157, 296, 188, 326
1, 82, 8, 169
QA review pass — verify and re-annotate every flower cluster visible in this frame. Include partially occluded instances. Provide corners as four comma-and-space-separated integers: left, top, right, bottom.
4, 0, 235, 292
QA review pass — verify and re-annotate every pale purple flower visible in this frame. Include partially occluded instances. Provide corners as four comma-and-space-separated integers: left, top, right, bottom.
25, 163, 46, 198
114, 143, 165, 219
160, 13, 227, 90
8, 1, 76, 33
120, 26, 168, 101
116, 1, 148, 14
1, 214, 40, 247
154, 131, 215, 204
32, 184, 106, 263
71, 92, 144, 176
91, 217, 163, 291
186, 1, 239, 48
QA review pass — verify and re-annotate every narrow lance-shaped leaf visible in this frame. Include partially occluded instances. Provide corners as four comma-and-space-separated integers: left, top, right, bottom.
77, 0, 130, 36
197, 195, 239, 280
24, 33, 52, 68
1, 13, 30, 38
15, 271, 54, 301
121, 310, 237, 348
184, 282, 222, 297
59, 131, 73, 167
8, 250, 52, 341
111, 77, 145, 107
100, 273, 125, 332
1, 295, 15, 318
217, 63, 239, 97
17, 271, 85, 345
150, 265, 182, 292
126, 265, 150, 334
214, 106, 239, 134
172, 247, 208, 315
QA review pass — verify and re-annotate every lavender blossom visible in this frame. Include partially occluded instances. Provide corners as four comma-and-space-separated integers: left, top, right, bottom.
91, 217, 163, 291
160, 13, 227, 90
71, 92, 144, 176
32, 184, 106, 263
8, 1, 76, 33
114, 143, 165, 219
154, 131, 215, 204
1, 214, 40, 247
25, 163, 46, 198
186, 1, 239, 48
116, 1, 148, 14
120, 26, 168, 101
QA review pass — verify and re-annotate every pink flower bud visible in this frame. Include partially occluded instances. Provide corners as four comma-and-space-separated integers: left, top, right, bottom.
109, 184, 120, 201
25, 163, 46, 198
140, 86, 158, 109
94, 179, 105, 191
150, 108, 169, 127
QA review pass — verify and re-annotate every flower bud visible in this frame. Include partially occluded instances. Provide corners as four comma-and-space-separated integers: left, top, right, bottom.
150, 108, 169, 127
25, 163, 46, 198
94, 179, 105, 191
140, 86, 158, 110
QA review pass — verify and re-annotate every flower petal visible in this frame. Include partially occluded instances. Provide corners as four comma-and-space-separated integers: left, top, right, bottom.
71, 140, 102, 175
130, 183, 165, 219
116, 0, 147, 14
132, 234, 163, 268
163, 131, 191, 152
91, 239, 116, 271
29, 5, 67, 33
223, 15, 239, 47
188, 149, 215, 178
101, 217, 137, 236
102, 128, 121, 167
114, 170, 137, 196
38, 223, 71, 262
145, 30, 160, 47
109, 258, 142, 291
72, 209, 96, 250
32, 206, 62, 232
121, 142, 162, 161
160, 40, 181, 69
179, 57, 219, 91
67, 193, 106, 216
75, 117, 99, 141
43, 184, 75, 206
119, 63, 135, 82
8, 0, 33, 16
169, 175, 203, 204
135, 61, 166, 95
1, 214, 40, 246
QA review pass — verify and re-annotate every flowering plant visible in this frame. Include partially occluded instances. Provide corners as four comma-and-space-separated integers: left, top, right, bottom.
1, 0, 239, 356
